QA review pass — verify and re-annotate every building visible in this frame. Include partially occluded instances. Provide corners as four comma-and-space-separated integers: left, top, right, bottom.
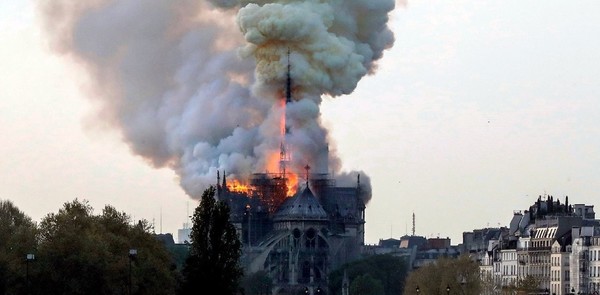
217, 171, 367, 295
477, 195, 600, 295
177, 222, 191, 244
204, 62, 373, 295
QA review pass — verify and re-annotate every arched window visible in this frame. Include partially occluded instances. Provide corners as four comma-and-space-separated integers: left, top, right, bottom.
293, 228, 302, 248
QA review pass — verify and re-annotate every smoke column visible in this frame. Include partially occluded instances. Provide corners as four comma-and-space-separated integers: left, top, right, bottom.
37, 0, 396, 204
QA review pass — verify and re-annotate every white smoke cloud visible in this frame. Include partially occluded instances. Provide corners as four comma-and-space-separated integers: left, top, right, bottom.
37, 0, 395, 202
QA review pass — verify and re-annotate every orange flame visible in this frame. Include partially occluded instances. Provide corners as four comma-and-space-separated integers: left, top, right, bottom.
287, 173, 298, 196
227, 179, 252, 194
262, 95, 300, 196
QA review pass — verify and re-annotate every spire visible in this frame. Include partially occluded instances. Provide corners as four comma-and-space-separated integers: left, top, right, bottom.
304, 164, 311, 186
279, 50, 292, 178
222, 170, 227, 189
356, 173, 362, 195
279, 142, 287, 178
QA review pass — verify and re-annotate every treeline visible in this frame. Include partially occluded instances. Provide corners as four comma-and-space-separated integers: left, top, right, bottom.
0, 198, 179, 294
0, 186, 246, 295
4, 187, 512, 295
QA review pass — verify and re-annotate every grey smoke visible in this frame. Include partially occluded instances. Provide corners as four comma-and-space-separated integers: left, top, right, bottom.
38, 0, 396, 204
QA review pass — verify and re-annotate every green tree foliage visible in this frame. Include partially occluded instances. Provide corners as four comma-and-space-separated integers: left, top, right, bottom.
328, 254, 409, 295
0, 200, 38, 294
180, 186, 243, 295
349, 274, 385, 295
241, 270, 273, 295
404, 255, 481, 295
33, 199, 178, 295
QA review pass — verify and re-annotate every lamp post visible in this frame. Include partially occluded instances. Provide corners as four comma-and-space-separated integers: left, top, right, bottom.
25, 253, 35, 295
416, 286, 420, 294
128, 249, 137, 295
446, 284, 450, 295
460, 276, 466, 295
245, 204, 251, 248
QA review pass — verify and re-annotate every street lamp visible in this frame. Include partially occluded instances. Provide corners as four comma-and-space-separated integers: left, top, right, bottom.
245, 204, 251, 248
128, 249, 137, 295
25, 253, 35, 295
416, 286, 420, 294
446, 284, 450, 295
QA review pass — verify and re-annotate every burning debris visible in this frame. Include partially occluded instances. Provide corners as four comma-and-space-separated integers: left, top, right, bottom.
38, 0, 395, 204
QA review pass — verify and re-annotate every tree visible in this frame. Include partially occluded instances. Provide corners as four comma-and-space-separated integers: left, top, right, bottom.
328, 254, 409, 295
516, 275, 541, 294
33, 199, 178, 295
349, 274, 385, 295
404, 255, 481, 295
0, 200, 38, 294
180, 186, 243, 295
480, 271, 499, 295
241, 270, 273, 295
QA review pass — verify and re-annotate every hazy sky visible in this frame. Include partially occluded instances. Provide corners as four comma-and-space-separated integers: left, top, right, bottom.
2, 0, 600, 244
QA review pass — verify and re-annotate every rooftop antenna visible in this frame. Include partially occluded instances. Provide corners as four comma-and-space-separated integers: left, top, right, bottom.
412, 212, 415, 236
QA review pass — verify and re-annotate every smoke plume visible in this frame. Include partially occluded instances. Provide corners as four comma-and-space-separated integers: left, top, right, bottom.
37, 0, 396, 204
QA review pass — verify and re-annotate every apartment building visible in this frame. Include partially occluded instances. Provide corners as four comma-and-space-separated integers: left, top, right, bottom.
475, 196, 599, 295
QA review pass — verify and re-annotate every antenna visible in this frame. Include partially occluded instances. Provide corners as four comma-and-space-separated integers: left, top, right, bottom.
412, 212, 415, 236
160, 207, 163, 234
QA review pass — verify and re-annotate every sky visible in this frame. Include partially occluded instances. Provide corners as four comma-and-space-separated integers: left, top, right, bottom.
2, 0, 600, 245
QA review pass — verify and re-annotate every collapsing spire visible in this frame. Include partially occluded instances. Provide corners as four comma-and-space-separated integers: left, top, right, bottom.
279, 50, 292, 178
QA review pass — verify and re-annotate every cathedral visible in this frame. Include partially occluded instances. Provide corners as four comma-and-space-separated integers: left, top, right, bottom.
212, 57, 366, 294
216, 169, 366, 295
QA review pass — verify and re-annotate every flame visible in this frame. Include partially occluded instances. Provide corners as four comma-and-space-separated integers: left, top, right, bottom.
287, 173, 298, 196
261, 95, 300, 197
228, 179, 252, 194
